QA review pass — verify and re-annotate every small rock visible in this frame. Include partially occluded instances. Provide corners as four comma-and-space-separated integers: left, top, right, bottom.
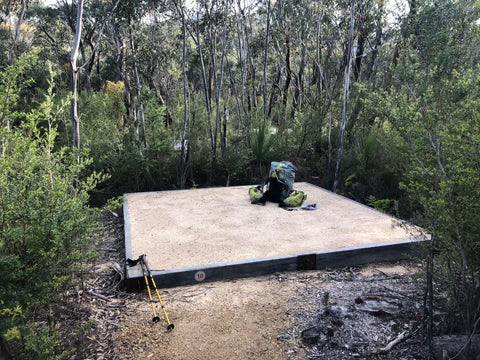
301, 325, 324, 344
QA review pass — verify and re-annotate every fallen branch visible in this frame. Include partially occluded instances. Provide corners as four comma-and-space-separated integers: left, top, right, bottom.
112, 262, 124, 281
379, 331, 407, 353
88, 290, 110, 302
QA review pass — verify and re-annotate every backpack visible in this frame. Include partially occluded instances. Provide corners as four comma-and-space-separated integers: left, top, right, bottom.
248, 161, 307, 207
268, 161, 297, 199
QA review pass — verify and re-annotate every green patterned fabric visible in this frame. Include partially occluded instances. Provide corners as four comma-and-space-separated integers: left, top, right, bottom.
283, 190, 307, 207
269, 161, 297, 199
249, 186, 264, 204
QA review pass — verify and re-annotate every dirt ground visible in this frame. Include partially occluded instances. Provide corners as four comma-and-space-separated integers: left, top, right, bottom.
114, 273, 311, 359
86, 213, 426, 360
113, 263, 424, 360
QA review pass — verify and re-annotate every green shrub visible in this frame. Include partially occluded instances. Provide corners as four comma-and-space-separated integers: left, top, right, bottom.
0, 55, 113, 359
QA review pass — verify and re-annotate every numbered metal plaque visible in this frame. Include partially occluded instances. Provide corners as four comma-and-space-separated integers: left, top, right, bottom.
194, 270, 206, 282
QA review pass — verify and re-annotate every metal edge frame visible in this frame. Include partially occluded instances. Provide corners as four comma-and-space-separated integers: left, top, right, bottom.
125, 238, 428, 290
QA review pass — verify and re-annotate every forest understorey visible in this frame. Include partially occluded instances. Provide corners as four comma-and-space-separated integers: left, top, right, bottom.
67, 213, 466, 360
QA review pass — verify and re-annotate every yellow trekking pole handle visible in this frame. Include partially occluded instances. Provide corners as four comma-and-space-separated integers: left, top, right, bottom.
141, 255, 174, 331
150, 274, 173, 329
140, 260, 159, 322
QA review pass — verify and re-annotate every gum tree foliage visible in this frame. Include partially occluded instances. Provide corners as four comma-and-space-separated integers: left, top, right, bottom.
376, 0, 480, 355
0, 55, 114, 358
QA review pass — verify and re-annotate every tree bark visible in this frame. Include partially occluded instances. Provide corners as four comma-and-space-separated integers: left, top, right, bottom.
333, 0, 355, 192
353, 14, 366, 81
282, 35, 292, 106
215, 0, 229, 155
267, 65, 281, 119
130, 27, 147, 149
293, 42, 306, 112
363, 24, 382, 82
234, 0, 248, 116
70, 0, 84, 163
222, 106, 228, 151
9, 0, 28, 67
179, 1, 188, 189
114, 34, 142, 157
262, 0, 271, 122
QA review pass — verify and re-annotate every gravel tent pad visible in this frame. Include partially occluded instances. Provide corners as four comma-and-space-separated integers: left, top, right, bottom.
124, 183, 425, 289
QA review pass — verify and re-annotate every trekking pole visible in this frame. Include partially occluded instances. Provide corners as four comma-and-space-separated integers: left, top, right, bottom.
138, 257, 161, 324
141, 255, 174, 331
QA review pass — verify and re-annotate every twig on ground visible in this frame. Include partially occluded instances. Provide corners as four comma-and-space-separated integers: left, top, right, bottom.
88, 289, 111, 302
378, 331, 408, 354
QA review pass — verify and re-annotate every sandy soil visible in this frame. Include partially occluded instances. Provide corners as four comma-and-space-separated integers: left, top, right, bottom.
124, 183, 416, 274
54, 213, 424, 360
113, 262, 422, 360
114, 273, 312, 360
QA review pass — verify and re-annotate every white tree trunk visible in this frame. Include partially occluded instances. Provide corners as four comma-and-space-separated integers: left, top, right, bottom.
70, 0, 84, 163
333, 0, 355, 192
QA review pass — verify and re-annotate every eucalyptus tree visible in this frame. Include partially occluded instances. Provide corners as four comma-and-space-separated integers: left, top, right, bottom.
8, 0, 28, 67
64, 0, 119, 161
376, 0, 480, 356
174, 0, 190, 188
332, 0, 355, 192
110, 0, 149, 156
69, 0, 83, 162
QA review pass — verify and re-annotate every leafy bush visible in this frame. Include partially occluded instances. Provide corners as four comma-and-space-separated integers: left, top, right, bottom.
0, 55, 113, 358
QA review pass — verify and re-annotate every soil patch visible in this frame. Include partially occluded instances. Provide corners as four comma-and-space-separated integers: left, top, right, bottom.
82, 214, 426, 360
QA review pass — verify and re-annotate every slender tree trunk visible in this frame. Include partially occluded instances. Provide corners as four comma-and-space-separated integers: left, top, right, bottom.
179, 0, 188, 188
293, 42, 306, 112
312, 8, 334, 188
235, 0, 248, 116
424, 237, 435, 358
267, 65, 281, 118
70, 0, 84, 164
195, 34, 211, 117
333, 0, 355, 192
114, 34, 142, 157
363, 24, 382, 82
240, 6, 257, 111
216, 1, 229, 155
353, 18, 365, 81
9, 0, 28, 67
130, 28, 147, 149
282, 35, 291, 106
222, 106, 228, 151
205, 5, 218, 184
225, 63, 243, 132
131, 90, 142, 157
188, 7, 212, 138
262, 0, 271, 123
